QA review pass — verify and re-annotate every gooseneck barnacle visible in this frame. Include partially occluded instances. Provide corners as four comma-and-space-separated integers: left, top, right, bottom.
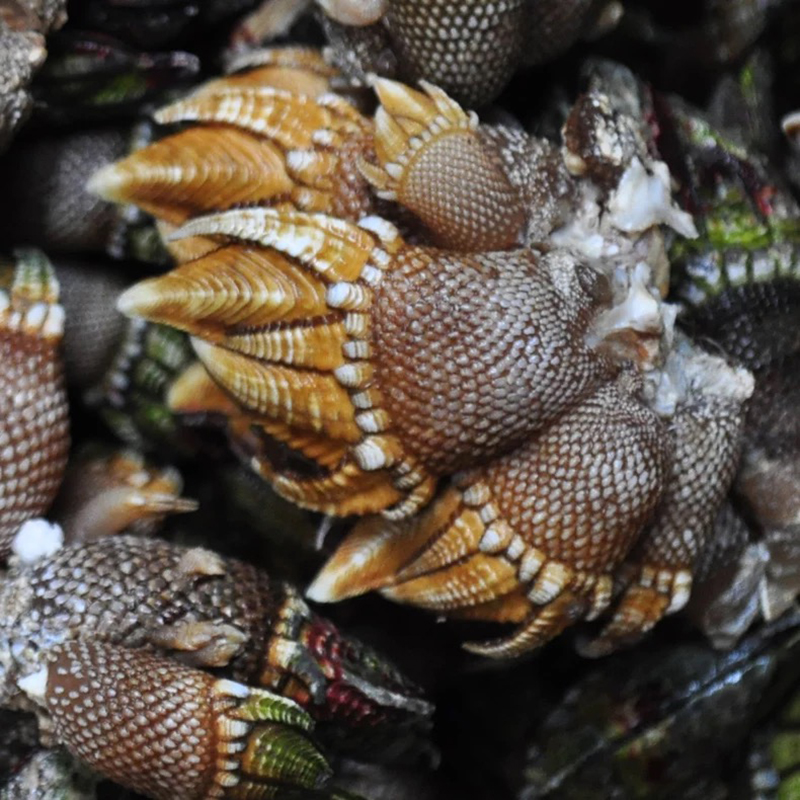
3, 2, 800, 797
84, 50, 753, 661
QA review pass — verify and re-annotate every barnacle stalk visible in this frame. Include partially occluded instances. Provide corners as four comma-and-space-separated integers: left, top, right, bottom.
359, 77, 526, 250
23, 640, 331, 799
0, 250, 69, 559
318, 0, 622, 107
309, 377, 671, 657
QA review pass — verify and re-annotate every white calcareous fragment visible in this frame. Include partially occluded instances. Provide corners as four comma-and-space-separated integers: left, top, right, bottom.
18, 668, 49, 705
317, 0, 386, 25
608, 157, 698, 238
12, 519, 64, 564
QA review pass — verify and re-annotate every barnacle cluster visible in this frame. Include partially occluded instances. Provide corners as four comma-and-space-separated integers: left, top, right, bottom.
88, 44, 753, 660
0, 1, 799, 798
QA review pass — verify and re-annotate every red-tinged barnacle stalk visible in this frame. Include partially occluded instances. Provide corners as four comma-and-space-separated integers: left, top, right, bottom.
26, 640, 331, 799
0, 250, 69, 559
0, 537, 432, 749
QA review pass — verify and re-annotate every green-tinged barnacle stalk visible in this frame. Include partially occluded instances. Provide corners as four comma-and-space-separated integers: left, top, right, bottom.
28, 640, 331, 799
663, 94, 800, 310
0, 249, 69, 560
90, 319, 206, 457
661, 89, 800, 631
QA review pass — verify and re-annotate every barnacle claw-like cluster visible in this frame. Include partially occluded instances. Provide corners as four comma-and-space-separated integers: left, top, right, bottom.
4, 5, 800, 798
94, 52, 753, 658
361, 77, 575, 250
579, 355, 752, 655
309, 377, 671, 658
52, 447, 198, 543
88, 76, 374, 236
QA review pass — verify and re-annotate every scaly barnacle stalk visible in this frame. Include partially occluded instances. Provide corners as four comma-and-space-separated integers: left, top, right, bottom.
20, 640, 331, 799
580, 348, 752, 655
316, 0, 621, 106
100, 71, 614, 519
0, 250, 69, 560
0, 124, 171, 263
54, 259, 129, 392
